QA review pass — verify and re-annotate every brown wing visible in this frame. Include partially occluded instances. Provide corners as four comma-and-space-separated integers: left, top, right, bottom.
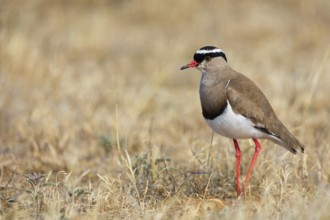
225, 74, 277, 124
226, 73, 304, 153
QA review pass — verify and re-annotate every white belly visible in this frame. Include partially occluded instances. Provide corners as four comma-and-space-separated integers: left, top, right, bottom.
205, 101, 265, 139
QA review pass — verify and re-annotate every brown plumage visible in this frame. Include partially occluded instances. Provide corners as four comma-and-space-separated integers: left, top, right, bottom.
181, 46, 304, 196
200, 56, 304, 154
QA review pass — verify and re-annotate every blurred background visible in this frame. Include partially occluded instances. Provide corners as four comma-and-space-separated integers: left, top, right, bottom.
0, 0, 330, 218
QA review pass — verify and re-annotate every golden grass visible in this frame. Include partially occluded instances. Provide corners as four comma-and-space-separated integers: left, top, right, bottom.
1, 0, 330, 219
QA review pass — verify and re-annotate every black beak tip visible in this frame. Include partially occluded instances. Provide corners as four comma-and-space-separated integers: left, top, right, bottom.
180, 65, 189, 70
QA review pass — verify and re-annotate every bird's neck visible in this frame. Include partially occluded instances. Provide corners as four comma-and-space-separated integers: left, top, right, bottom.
201, 63, 232, 86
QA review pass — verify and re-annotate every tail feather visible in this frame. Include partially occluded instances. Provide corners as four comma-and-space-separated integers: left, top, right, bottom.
266, 121, 305, 154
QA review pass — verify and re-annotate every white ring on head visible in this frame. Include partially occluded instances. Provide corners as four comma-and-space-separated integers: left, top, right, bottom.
195, 48, 224, 54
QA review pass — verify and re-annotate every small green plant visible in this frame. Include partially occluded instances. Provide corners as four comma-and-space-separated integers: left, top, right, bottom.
24, 173, 48, 219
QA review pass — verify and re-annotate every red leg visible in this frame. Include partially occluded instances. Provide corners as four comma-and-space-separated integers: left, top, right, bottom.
242, 138, 262, 194
233, 139, 241, 196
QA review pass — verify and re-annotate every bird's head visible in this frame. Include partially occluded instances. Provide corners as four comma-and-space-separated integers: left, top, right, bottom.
180, 46, 227, 71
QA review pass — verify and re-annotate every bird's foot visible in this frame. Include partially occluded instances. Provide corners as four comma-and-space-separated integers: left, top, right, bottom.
231, 190, 246, 206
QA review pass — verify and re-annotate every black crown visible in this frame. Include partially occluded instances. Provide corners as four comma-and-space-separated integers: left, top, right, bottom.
193, 46, 227, 63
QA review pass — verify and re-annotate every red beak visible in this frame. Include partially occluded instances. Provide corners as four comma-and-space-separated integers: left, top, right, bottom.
180, 60, 199, 70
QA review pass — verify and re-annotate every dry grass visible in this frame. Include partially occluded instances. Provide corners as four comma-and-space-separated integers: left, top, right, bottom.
0, 0, 330, 219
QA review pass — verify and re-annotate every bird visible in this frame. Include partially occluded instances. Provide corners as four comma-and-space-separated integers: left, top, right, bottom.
180, 46, 304, 196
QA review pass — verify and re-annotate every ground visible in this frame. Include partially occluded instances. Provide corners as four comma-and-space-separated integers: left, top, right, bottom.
0, 0, 330, 219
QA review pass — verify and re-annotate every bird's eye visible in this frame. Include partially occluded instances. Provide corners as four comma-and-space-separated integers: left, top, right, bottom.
205, 56, 211, 61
